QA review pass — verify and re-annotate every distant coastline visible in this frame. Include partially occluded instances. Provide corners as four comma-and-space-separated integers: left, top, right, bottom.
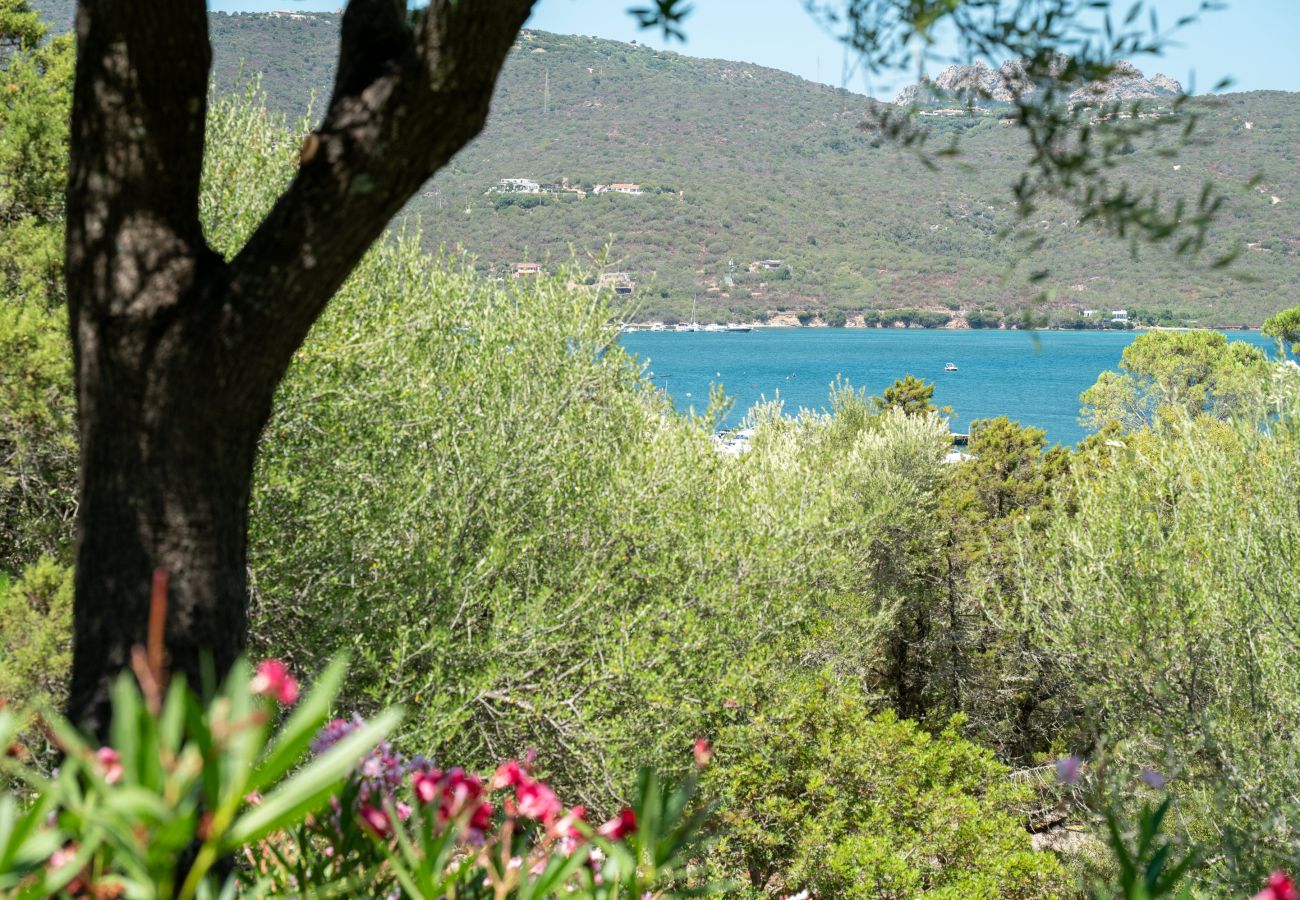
619, 321, 1264, 333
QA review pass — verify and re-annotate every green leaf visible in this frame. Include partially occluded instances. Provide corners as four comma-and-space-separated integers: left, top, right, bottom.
223, 706, 402, 848
518, 844, 589, 899
248, 655, 348, 793
108, 672, 143, 779
158, 676, 190, 754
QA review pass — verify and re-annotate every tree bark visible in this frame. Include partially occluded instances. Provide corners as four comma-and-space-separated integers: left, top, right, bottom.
65, 0, 535, 735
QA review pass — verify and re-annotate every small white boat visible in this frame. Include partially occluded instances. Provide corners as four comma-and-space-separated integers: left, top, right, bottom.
726, 323, 752, 332
944, 362, 958, 372
685, 298, 702, 332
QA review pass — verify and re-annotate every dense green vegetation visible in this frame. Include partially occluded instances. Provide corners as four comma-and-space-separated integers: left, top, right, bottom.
7, 3, 1300, 896
702, 680, 1065, 897
29, 1, 1300, 325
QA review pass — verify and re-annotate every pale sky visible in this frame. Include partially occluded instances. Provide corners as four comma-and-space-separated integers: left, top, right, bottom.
206, 1, 1300, 100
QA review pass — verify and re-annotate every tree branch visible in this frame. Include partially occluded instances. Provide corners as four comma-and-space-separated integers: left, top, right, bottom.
224, 0, 536, 403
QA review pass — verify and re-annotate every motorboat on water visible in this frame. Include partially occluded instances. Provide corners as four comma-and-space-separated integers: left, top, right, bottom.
944, 362, 958, 372
726, 323, 752, 332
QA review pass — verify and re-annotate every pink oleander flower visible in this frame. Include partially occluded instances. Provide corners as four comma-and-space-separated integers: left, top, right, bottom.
1257, 872, 1298, 900
597, 807, 637, 841
413, 768, 488, 827
412, 769, 441, 805
1055, 754, 1082, 785
551, 805, 588, 855
359, 804, 392, 838
442, 768, 483, 813
470, 800, 493, 831
694, 737, 713, 768
95, 747, 123, 785
551, 805, 587, 839
48, 844, 78, 870
491, 759, 528, 790
250, 659, 300, 706
516, 779, 561, 822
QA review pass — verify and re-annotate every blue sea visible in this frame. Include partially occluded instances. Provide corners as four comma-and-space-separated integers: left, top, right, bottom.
620, 328, 1274, 446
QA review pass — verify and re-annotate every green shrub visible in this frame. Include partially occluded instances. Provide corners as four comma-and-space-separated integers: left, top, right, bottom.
0, 300, 76, 575
0, 556, 72, 712
702, 675, 1065, 898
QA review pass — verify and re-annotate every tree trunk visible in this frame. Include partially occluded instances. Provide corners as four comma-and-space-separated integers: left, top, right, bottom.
63, 0, 535, 733
67, 289, 273, 735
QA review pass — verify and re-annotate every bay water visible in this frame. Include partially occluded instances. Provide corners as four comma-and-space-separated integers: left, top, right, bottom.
620, 328, 1273, 446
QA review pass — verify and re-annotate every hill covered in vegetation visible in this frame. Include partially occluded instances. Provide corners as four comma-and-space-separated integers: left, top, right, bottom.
32, 4, 1300, 325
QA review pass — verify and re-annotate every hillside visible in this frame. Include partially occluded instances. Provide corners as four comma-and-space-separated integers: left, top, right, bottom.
30, 4, 1300, 325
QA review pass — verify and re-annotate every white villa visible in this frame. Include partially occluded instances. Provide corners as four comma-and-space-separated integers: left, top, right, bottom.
492, 178, 542, 194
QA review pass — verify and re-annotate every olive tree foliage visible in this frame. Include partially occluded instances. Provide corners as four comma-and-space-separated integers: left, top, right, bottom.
1079, 329, 1270, 432
1019, 371, 1300, 893
247, 282, 960, 804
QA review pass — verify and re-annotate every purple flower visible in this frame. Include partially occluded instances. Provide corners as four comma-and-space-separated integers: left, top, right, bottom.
1140, 768, 1168, 790
310, 715, 364, 755
311, 715, 427, 840
1055, 755, 1083, 785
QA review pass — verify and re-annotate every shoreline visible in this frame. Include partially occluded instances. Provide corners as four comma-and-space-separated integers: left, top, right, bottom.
620, 323, 1264, 333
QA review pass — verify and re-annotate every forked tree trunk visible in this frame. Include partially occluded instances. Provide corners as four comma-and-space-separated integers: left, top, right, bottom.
64, 0, 535, 735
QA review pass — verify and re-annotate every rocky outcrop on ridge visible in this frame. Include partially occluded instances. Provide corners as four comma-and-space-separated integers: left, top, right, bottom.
894, 59, 1182, 106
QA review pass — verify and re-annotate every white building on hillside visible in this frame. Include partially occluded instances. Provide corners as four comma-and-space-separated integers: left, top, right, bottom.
493, 178, 542, 194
